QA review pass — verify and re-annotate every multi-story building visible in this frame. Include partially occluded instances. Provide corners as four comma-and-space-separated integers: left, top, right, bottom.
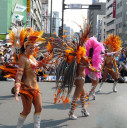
105, 0, 115, 38
29, 0, 42, 30
41, 0, 48, 33
0, 0, 43, 42
87, 2, 106, 38
97, 15, 106, 42
115, 0, 127, 45
0, 0, 27, 41
52, 11, 60, 36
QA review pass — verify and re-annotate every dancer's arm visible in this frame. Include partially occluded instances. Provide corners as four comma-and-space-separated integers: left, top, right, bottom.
113, 57, 118, 73
82, 56, 100, 72
37, 53, 52, 70
15, 56, 25, 101
101, 57, 106, 71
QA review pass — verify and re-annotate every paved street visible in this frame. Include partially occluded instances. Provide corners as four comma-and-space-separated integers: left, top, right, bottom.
0, 81, 127, 128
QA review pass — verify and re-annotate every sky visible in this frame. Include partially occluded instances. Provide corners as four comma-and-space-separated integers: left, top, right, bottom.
51, 0, 106, 32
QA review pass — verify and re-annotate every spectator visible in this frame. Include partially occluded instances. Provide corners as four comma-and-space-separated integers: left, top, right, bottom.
119, 48, 126, 65
119, 60, 127, 77
0, 52, 4, 65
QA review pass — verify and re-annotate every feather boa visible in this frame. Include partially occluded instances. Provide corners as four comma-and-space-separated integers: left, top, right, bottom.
85, 37, 105, 78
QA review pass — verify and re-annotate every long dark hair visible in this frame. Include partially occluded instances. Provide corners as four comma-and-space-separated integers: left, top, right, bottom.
20, 37, 27, 53
89, 48, 94, 58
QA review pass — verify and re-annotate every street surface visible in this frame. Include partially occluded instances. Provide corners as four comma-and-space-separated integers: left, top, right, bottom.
0, 81, 127, 128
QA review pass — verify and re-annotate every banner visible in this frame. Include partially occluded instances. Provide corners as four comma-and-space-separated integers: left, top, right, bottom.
12, 13, 24, 21
113, 0, 116, 18
0, 34, 6, 40
27, 0, 31, 13
14, 4, 26, 12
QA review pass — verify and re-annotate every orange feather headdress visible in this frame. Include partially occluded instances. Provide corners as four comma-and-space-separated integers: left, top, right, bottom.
104, 34, 122, 52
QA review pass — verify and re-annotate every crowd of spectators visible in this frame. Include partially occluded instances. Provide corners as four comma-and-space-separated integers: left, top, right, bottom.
0, 43, 55, 81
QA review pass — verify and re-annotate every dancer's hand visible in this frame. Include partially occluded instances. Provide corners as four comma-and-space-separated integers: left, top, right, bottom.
15, 92, 19, 101
96, 69, 101, 73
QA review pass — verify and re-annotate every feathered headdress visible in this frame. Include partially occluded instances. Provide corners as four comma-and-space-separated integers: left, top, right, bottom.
85, 37, 105, 79
104, 34, 122, 52
0, 28, 45, 79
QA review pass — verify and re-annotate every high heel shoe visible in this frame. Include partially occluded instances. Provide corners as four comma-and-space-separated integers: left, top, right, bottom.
92, 94, 95, 100
68, 112, 77, 120
81, 109, 90, 117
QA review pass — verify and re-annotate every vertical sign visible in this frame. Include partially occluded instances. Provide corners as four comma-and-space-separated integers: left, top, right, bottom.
27, 0, 31, 27
113, 0, 116, 18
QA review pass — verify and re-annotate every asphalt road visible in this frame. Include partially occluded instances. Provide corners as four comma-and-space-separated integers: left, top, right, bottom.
0, 81, 127, 128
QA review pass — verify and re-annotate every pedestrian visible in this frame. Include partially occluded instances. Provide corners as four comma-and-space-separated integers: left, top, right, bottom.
85, 37, 104, 100
98, 34, 122, 92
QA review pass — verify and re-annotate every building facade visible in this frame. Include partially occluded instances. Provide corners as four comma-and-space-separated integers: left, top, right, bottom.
115, 0, 127, 45
28, 0, 42, 30
0, 0, 27, 34
41, 0, 48, 33
87, 2, 106, 37
97, 15, 106, 42
105, 0, 115, 38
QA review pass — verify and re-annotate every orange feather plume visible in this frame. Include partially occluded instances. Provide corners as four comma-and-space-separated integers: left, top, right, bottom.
104, 34, 122, 52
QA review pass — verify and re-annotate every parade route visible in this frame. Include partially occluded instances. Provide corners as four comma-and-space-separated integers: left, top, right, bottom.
0, 81, 127, 128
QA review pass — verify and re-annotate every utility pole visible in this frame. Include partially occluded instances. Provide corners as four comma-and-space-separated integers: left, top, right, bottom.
61, 0, 65, 37
50, 0, 52, 37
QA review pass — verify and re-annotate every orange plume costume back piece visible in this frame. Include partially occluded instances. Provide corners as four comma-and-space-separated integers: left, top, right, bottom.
46, 24, 91, 106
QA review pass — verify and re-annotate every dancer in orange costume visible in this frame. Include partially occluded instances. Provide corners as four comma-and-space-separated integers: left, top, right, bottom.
7, 27, 49, 128
98, 34, 122, 92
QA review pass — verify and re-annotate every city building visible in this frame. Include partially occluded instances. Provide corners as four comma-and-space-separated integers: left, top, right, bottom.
87, 2, 106, 38
97, 15, 106, 42
115, 0, 127, 46
105, 0, 115, 38
41, 0, 48, 33
52, 11, 60, 36
0, 0, 43, 42
28, 0, 42, 30
0, 0, 27, 41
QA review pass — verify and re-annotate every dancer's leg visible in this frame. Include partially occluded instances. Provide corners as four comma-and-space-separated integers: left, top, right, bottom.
69, 79, 84, 119
16, 94, 32, 128
110, 71, 119, 92
98, 69, 108, 91
33, 93, 42, 128
80, 87, 89, 116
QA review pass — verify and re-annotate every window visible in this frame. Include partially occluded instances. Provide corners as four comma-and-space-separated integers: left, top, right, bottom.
117, 3, 119, 9
120, 1, 122, 7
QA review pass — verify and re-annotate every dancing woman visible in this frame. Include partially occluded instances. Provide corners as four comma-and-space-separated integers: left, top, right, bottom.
85, 37, 104, 100
52, 25, 100, 120
8, 28, 48, 128
98, 34, 122, 92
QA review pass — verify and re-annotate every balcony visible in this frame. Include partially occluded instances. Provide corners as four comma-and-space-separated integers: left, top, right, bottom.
106, 0, 113, 8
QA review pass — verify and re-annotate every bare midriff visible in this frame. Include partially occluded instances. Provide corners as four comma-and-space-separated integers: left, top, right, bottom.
22, 55, 38, 88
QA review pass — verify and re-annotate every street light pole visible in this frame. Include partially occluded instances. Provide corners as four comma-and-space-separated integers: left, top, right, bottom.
50, 0, 52, 37
61, 0, 65, 37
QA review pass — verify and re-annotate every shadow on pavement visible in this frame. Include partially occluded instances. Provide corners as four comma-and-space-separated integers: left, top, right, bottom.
0, 118, 69, 128
43, 102, 70, 110
95, 91, 113, 95
0, 124, 15, 128
40, 118, 68, 128
0, 95, 14, 100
